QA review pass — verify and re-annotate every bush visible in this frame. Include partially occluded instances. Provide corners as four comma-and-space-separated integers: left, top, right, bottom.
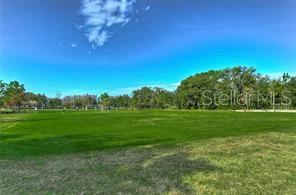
0, 108, 14, 114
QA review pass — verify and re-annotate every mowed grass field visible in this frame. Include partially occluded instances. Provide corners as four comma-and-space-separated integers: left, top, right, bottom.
0, 110, 296, 194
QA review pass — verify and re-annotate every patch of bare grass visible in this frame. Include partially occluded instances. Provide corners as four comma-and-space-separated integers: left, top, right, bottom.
1, 132, 295, 194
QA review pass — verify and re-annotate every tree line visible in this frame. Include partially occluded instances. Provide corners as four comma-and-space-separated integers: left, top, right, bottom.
1, 66, 295, 112
176, 67, 295, 109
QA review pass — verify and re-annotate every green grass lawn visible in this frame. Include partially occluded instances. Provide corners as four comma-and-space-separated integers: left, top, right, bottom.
1, 110, 296, 194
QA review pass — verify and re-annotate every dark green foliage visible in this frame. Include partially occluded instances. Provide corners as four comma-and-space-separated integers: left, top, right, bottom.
176, 66, 296, 110
98, 92, 110, 107
131, 87, 156, 108
0, 80, 6, 107
154, 87, 175, 108
287, 77, 296, 107
23, 92, 48, 109
131, 87, 175, 109
110, 94, 131, 108
48, 98, 63, 108
176, 70, 223, 109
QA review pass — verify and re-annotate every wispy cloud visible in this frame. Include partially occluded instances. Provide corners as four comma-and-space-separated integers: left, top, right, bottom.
70, 43, 77, 48
80, 0, 135, 48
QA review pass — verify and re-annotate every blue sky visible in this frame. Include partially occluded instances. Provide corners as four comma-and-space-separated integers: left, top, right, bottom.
0, 0, 295, 97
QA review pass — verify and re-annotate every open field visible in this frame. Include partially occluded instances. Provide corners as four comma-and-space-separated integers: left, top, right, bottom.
1, 110, 296, 194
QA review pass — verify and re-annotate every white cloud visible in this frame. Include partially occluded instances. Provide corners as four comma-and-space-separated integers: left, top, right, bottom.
70, 43, 77, 48
145, 5, 150, 11
80, 0, 135, 47
75, 24, 84, 31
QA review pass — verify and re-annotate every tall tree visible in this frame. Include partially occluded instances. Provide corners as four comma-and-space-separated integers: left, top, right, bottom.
98, 93, 111, 109
23, 92, 39, 108
154, 87, 175, 108
37, 94, 48, 109
176, 70, 222, 109
4, 81, 25, 111
132, 87, 155, 109
0, 80, 7, 107
48, 98, 63, 109
287, 77, 296, 108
